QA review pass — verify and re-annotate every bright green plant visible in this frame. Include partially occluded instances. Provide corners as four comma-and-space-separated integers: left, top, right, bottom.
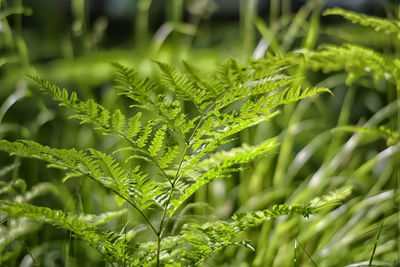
0, 54, 350, 266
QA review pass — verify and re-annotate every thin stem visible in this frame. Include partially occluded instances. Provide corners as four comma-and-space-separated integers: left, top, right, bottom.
24, 242, 38, 266
159, 144, 189, 234
156, 235, 162, 266
295, 238, 318, 267
158, 96, 224, 236
112, 187, 158, 235
156, 143, 188, 267
71, 167, 159, 235
368, 222, 384, 266
155, 95, 225, 265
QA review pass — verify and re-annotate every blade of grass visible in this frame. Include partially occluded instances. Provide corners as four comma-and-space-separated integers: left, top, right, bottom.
296, 238, 318, 267
369, 222, 384, 266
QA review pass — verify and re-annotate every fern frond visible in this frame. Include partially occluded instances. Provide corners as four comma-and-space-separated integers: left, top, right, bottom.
213, 75, 296, 112
159, 145, 180, 169
88, 148, 128, 192
136, 120, 155, 148
217, 58, 244, 89
0, 140, 160, 210
333, 125, 400, 145
112, 109, 126, 133
247, 52, 299, 79
168, 187, 351, 265
182, 60, 221, 97
156, 61, 213, 110
188, 111, 280, 166
113, 64, 189, 139
127, 112, 142, 139
112, 62, 155, 104
0, 201, 131, 265
324, 8, 400, 38
30, 76, 124, 137
273, 85, 332, 106
303, 44, 395, 84
169, 138, 279, 214
80, 209, 127, 226
148, 125, 167, 157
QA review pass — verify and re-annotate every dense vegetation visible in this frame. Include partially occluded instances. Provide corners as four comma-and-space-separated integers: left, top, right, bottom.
0, 1, 399, 266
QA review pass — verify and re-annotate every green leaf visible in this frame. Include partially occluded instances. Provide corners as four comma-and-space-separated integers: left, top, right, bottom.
112, 109, 126, 133
324, 8, 400, 38
136, 120, 155, 148
127, 112, 142, 139
170, 138, 279, 214
0, 201, 131, 264
148, 125, 167, 157
156, 61, 212, 108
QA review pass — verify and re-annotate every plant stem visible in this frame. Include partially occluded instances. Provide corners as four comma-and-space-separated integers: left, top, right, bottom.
156, 235, 161, 267
155, 96, 224, 265
73, 167, 159, 235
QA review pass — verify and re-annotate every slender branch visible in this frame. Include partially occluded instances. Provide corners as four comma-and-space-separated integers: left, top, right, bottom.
155, 103, 215, 264
68, 165, 159, 236
88, 173, 158, 235
155, 94, 226, 266
295, 238, 318, 267
156, 235, 162, 267
158, 95, 225, 235
158, 144, 189, 234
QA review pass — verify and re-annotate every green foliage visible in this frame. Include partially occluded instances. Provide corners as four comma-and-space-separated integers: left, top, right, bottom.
0, 201, 131, 265
170, 138, 279, 215
174, 187, 351, 265
0, 56, 334, 266
305, 8, 400, 87
303, 44, 396, 85
133, 187, 351, 266
324, 8, 400, 38
334, 125, 400, 146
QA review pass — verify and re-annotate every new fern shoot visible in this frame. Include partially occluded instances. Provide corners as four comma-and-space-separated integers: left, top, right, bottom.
0, 55, 348, 266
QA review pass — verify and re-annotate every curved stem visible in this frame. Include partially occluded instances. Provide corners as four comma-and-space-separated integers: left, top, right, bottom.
155, 96, 224, 266
74, 168, 159, 235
